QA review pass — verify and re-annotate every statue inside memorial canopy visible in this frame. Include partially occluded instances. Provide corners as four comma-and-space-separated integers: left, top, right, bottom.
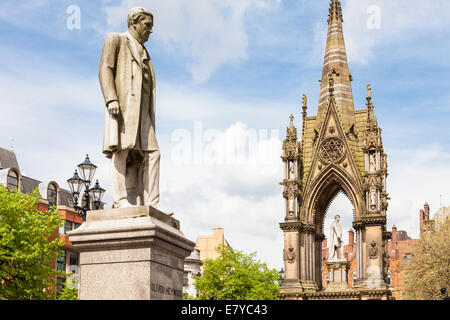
99, 7, 171, 215
328, 215, 344, 262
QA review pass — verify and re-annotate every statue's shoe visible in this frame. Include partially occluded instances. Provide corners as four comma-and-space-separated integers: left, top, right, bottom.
115, 200, 134, 208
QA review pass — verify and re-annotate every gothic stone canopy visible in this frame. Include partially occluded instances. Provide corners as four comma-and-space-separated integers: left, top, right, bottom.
279, 0, 391, 300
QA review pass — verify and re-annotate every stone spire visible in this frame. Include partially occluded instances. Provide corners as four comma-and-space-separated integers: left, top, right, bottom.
317, 0, 355, 130
286, 114, 298, 141
282, 114, 301, 161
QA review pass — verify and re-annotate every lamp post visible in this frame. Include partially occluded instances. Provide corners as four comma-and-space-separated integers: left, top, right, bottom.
278, 268, 285, 286
67, 155, 105, 221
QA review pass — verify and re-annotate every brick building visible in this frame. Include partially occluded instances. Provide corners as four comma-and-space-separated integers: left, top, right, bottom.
0, 147, 82, 292
321, 202, 446, 299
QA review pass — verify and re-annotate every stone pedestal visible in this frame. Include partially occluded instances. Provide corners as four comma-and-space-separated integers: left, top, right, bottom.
68, 206, 195, 300
325, 260, 350, 292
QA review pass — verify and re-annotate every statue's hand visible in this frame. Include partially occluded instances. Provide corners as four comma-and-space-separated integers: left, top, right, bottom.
108, 101, 120, 117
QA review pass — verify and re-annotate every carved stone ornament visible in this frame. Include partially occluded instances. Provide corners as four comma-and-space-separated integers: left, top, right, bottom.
380, 193, 389, 210
284, 245, 296, 264
283, 141, 301, 160
368, 240, 378, 259
364, 174, 382, 192
346, 124, 358, 141
283, 181, 299, 200
279, 221, 303, 231
319, 137, 345, 164
312, 129, 320, 145
328, 125, 336, 134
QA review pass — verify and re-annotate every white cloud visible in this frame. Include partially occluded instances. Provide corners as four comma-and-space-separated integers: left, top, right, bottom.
386, 144, 450, 238
102, 0, 281, 83
159, 121, 284, 269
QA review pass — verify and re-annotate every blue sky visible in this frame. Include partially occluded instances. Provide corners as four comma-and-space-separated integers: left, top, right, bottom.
1, 0, 450, 270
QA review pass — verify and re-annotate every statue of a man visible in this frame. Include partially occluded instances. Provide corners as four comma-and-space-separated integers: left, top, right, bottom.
369, 152, 376, 172
328, 215, 344, 261
99, 7, 169, 213
289, 162, 295, 180
371, 191, 377, 209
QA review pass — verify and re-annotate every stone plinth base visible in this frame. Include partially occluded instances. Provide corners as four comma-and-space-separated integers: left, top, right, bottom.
325, 260, 350, 291
279, 258, 393, 300
68, 206, 195, 300
279, 280, 319, 300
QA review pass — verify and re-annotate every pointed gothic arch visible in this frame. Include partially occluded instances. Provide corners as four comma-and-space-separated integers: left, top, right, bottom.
304, 165, 362, 232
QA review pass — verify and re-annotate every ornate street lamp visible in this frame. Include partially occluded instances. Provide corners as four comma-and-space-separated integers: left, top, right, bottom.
78, 155, 97, 185
278, 268, 285, 285
89, 180, 105, 210
67, 155, 105, 221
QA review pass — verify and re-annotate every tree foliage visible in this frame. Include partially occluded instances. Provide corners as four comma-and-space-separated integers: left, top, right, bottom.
0, 186, 65, 300
59, 279, 79, 300
192, 245, 280, 300
403, 219, 450, 300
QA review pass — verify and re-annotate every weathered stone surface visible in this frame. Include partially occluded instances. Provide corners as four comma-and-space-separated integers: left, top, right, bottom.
68, 206, 194, 300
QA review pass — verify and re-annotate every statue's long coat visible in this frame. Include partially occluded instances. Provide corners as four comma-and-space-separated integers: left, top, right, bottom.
99, 31, 158, 158
329, 219, 343, 259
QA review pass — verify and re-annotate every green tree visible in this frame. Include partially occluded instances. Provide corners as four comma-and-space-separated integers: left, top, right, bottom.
0, 186, 65, 300
403, 219, 450, 300
192, 245, 280, 300
58, 278, 79, 300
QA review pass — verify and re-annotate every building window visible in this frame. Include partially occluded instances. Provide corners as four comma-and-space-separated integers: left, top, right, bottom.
7, 170, 18, 191
69, 252, 78, 267
48, 183, 57, 207
59, 220, 81, 235
64, 220, 73, 234
57, 251, 66, 272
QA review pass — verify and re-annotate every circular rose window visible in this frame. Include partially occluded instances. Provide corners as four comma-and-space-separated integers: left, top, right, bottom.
319, 137, 345, 164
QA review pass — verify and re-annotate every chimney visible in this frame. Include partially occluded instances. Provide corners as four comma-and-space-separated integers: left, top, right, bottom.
322, 237, 328, 260
424, 202, 430, 220
348, 229, 354, 245
420, 209, 425, 235
392, 225, 398, 244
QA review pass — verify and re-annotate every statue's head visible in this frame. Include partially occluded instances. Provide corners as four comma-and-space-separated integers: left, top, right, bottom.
127, 7, 154, 43
334, 214, 340, 221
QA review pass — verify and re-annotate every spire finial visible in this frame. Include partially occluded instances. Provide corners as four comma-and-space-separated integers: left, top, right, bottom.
366, 84, 375, 120
367, 84, 372, 101
328, 0, 343, 25
286, 114, 297, 140
302, 94, 307, 113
